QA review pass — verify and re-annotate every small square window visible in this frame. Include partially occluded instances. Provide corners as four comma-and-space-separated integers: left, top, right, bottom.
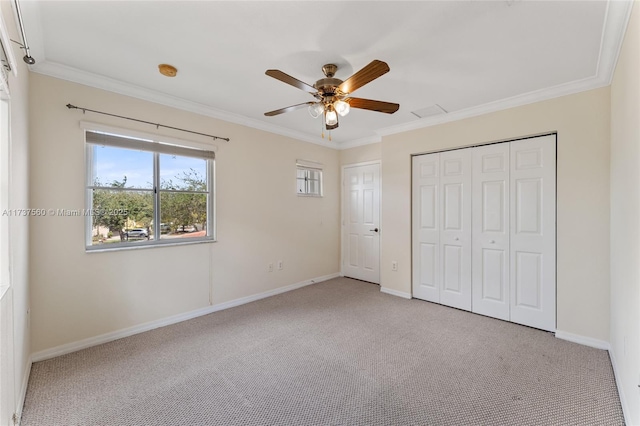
296, 160, 323, 197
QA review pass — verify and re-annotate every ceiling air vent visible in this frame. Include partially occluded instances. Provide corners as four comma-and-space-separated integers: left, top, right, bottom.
411, 104, 447, 119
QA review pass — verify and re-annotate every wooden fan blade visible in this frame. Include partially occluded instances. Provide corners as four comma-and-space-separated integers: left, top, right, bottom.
338, 60, 390, 94
346, 98, 399, 114
265, 69, 317, 94
264, 102, 315, 116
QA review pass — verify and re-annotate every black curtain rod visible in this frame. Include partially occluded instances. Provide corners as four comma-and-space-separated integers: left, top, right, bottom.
66, 104, 230, 142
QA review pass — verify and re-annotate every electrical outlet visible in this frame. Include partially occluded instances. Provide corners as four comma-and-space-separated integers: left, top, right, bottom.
392, 261, 398, 271
268, 263, 273, 272
277, 260, 283, 270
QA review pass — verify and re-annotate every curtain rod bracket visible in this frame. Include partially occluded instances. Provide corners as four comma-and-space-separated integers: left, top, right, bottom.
66, 103, 230, 142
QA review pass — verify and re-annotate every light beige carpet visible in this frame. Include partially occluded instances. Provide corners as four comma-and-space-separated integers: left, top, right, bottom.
21, 278, 624, 425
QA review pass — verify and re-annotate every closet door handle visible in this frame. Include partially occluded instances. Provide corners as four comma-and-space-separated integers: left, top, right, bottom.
489, 240, 495, 244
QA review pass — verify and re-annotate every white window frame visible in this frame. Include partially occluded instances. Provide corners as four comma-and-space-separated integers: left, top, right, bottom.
0, 10, 15, 294
296, 159, 323, 197
84, 127, 216, 251
0, 98, 10, 296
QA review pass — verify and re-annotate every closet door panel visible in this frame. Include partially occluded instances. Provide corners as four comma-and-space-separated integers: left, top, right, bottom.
412, 154, 440, 302
439, 149, 472, 311
509, 135, 556, 331
472, 143, 510, 320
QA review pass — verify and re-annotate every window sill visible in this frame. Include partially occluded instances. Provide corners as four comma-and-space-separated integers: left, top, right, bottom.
86, 237, 215, 253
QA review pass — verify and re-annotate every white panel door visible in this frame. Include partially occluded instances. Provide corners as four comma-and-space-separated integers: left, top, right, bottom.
342, 163, 380, 284
439, 149, 472, 311
472, 143, 510, 320
510, 135, 556, 331
412, 154, 440, 302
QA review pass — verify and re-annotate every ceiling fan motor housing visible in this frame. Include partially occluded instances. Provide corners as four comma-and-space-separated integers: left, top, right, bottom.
314, 78, 343, 96
315, 64, 344, 96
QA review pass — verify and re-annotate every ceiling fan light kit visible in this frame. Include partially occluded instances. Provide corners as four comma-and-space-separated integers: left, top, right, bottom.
334, 99, 350, 116
308, 102, 324, 119
325, 106, 338, 126
265, 60, 399, 133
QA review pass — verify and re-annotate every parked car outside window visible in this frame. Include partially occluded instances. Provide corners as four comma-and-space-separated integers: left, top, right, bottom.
126, 228, 149, 240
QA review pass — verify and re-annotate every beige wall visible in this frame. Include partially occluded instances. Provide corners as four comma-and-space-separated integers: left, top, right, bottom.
29, 74, 340, 353
0, 0, 31, 421
610, 2, 640, 423
363, 88, 610, 342
340, 143, 381, 166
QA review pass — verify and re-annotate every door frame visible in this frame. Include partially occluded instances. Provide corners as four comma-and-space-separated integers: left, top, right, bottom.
341, 160, 382, 282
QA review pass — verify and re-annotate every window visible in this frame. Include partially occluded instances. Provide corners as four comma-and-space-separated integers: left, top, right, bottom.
85, 130, 215, 250
296, 160, 323, 197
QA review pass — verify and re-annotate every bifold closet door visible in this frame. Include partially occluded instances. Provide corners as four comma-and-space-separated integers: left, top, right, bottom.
412, 135, 555, 331
412, 153, 440, 302
438, 149, 472, 311
509, 135, 556, 331
471, 143, 510, 320
412, 150, 472, 310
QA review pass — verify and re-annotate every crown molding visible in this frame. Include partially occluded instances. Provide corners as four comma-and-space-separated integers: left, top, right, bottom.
30, 60, 340, 150
28, 0, 632, 151
376, 73, 610, 138
597, 0, 634, 85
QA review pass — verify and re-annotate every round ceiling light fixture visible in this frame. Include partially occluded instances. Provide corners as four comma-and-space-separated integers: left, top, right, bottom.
158, 64, 178, 77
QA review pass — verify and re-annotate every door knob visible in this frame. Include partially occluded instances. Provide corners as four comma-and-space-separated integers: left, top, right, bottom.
490, 240, 495, 244
454, 237, 459, 241
370, 228, 379, 233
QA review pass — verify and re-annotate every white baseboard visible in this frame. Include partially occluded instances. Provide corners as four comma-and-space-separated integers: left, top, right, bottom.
555, 330, 610, 350
14, 356, 31, 425
608, 347, 632, 426
380, 286, 412, 300
31, 273, 340, 362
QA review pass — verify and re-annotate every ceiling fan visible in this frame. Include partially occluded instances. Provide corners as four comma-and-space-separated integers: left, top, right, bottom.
264, 60, 399, 131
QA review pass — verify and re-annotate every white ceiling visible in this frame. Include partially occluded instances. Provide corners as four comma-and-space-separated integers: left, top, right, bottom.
20, 1, 632, 148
